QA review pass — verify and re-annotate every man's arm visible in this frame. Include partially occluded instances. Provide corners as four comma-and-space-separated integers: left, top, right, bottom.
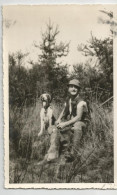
57, 101, 86, 129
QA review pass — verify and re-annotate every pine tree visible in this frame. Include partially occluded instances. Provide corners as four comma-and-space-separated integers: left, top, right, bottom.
34, 21, 70, 96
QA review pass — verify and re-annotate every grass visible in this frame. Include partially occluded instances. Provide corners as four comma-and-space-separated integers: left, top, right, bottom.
9, 99, 113, 183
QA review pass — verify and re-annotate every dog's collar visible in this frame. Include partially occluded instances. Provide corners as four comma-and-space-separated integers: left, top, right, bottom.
43, 106, 51, 112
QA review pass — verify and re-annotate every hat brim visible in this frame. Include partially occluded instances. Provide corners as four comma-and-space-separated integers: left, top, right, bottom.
68, 84, 81, 88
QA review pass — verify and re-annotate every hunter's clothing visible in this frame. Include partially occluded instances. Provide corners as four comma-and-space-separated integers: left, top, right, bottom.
59, 95, 88, 153
62, 95, 89, 122
46, 95, 89, 161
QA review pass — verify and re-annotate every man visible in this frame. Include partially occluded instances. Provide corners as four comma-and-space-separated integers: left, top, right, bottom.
56, 79, 89, 162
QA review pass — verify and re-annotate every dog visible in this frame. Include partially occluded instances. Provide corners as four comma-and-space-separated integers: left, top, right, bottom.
36, 93, 59, 164
38, 93, 55, 137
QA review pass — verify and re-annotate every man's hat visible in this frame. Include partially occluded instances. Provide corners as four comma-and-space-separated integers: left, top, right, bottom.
68, 79, 81, 88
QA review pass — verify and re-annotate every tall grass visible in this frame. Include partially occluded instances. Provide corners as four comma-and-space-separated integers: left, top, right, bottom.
66, 102, 113, 183
9, 100, 113, 183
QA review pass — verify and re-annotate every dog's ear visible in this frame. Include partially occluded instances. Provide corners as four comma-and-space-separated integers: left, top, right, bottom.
40, 94, 44, 101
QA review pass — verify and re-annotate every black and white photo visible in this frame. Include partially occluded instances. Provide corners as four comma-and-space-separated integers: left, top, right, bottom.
3, 5, 117, 188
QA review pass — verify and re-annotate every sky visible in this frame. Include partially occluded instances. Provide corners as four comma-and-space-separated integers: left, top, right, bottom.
3, 5, 115, 69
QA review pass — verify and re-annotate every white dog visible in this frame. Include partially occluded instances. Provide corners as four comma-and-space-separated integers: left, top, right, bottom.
38, 93, 55, 137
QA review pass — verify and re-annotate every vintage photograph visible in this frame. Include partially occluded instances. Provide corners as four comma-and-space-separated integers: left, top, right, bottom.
3, 5, 117, 188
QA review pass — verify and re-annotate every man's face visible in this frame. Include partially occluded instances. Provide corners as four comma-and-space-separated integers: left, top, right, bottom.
68, 84, 79, 96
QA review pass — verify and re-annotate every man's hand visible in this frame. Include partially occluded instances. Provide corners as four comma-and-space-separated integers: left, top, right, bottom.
57, 122, 67, 130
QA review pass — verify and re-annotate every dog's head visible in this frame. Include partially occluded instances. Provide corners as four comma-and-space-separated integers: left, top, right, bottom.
40, 93, 51, 108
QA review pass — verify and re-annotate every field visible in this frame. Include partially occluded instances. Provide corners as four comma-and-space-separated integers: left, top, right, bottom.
9, 99, 113, 183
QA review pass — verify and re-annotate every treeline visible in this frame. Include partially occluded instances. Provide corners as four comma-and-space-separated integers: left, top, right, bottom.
9, 16, 113, 108
72, 35, 113, 102
9, 54, 69, 107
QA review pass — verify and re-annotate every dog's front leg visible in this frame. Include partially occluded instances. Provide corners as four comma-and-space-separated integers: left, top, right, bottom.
48, 110, 54, 135
38, 118, 45, 137
49, 108, 53, 126
49, 116, 52, 126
